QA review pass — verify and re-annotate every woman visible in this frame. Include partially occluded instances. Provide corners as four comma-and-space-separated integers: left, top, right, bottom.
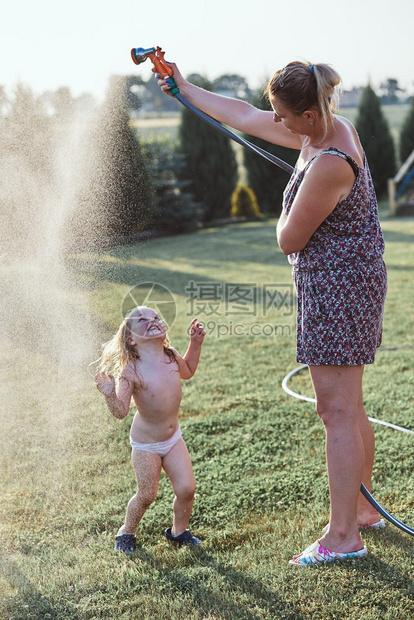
156, 60, 387, 566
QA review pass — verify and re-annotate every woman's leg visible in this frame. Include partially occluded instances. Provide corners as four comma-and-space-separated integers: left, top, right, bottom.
309, 364, 366, 553
117, 449, 162, 536
355, 376, 381, 524
162, 439, 196, 536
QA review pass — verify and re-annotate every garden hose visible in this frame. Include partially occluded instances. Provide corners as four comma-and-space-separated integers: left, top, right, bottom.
169, 94, 295, 173
131, 46, 413, 537
282, 364, 414, 435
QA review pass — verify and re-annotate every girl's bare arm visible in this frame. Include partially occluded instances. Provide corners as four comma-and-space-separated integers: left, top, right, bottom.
174, 319, 206, 379
95, 371, 133, 419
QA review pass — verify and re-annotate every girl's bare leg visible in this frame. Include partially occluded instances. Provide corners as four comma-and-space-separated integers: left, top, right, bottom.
117, 450, 162, 536
162, 439, 196, 536
309, 364, 366, 553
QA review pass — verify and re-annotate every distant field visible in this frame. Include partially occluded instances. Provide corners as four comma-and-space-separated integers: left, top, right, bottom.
340, 104, 410, 153
130, 116, 180, 141
339, 103, 410, 128
131, 104, 410, 158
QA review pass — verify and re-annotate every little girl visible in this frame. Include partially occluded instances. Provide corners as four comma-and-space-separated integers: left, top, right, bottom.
95, 306, 206, 552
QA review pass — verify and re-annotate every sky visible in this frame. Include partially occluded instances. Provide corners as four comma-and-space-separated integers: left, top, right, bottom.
2, 0, 413, 102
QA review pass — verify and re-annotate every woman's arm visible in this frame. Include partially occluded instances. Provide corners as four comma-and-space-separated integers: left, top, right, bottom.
277, 155, 356, 255
157, 64, 302, 150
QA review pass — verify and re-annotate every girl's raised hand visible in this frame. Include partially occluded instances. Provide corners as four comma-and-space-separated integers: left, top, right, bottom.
95, 371, 116, 397
189, 318, 206, 344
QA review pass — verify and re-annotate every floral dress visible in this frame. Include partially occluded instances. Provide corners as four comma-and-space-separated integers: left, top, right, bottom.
282, 147, 387, 365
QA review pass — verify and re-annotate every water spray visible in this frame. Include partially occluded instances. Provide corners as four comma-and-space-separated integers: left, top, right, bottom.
131, 45, 413, 538
131, 46, 294, 174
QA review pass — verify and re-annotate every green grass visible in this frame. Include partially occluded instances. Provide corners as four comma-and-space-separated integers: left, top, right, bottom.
1, 217, 413, 619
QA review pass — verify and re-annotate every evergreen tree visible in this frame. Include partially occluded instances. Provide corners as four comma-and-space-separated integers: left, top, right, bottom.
145, 139, 204, 234
399, 96, 414, 164
242, 90, 297, 216
355, 85, 396, 197
178, 75, 238, 221
0, 84, 54, 255
70, 76, 154, 249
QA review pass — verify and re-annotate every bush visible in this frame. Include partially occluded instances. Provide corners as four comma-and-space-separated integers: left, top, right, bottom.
231, 184, 261, 217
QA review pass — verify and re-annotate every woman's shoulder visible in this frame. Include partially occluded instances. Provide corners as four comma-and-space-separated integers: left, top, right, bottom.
331, 116, 364, 167
334, 114, 355, 128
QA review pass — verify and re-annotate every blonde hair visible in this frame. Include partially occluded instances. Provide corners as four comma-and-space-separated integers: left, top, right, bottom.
97, 306, 176, 382
265, 61, 341, 133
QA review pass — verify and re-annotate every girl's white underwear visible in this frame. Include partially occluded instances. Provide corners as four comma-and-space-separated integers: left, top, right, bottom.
129, 426, 182, 458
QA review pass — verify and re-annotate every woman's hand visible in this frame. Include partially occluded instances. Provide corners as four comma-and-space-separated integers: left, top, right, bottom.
94, 371, 116, 397
152, 62, 187, 96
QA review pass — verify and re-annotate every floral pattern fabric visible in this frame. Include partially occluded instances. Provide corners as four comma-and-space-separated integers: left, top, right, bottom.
282, 148, 387, 366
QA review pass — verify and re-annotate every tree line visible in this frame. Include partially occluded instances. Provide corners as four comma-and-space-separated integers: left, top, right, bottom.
1, 77, 413, 252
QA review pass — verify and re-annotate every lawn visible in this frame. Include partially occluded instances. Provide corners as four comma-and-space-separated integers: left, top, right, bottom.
0, 216, 413, 619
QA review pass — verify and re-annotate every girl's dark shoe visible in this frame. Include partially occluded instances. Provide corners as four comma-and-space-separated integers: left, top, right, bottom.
165, 527, 201, 546
114, 534, 137, 553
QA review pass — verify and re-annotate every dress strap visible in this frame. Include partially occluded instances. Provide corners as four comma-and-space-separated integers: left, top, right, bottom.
304, 147, 360, 177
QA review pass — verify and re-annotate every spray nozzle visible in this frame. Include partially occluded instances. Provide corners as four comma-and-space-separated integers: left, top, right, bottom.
130, 47, 157, 65
130, 45, 179, 95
